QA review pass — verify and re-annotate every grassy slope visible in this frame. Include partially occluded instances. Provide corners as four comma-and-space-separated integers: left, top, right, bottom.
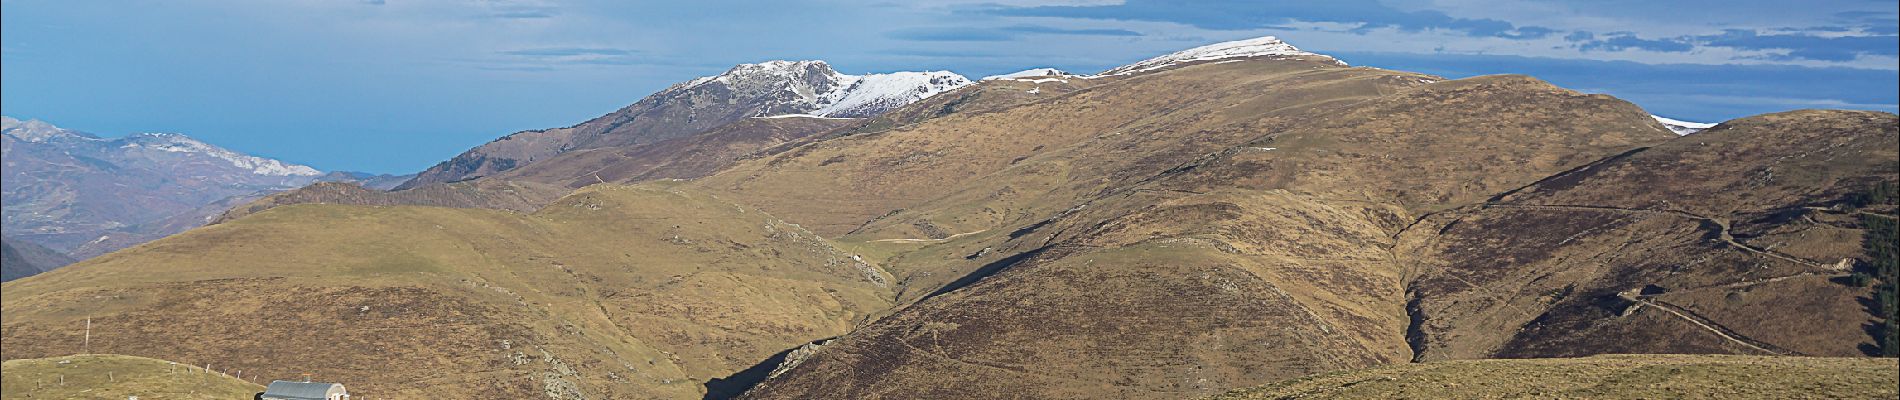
486, 116, 861, 188
1, 184, 894, 399
1399, 110, 1900, 361
698, 58, 1449, 306
742, 64, 1682, 399
1210, 355, 1899, 399
210, 179, 571, 224
2, 354, 263, 400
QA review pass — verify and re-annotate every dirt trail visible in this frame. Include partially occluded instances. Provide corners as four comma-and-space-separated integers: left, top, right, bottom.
1479, 203, 1828, 269
1634, 297, 1803, 356
869, 229, 989, 243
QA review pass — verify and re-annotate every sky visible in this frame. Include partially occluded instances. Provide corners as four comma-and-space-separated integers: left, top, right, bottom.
3, 0, 1896, 174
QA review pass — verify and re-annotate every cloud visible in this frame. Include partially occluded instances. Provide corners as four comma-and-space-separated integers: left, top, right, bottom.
482, 0, 558, 19
1569, 28, 1898, 63
1496, 26, 1557, 40
1578, 32, 1695, 53
493, 47, 645, 66
980, 0, 1555, 39
887, 24, 1141, 42
1000, 25, 1141, 36
886, 27, 1016, 41
1699, 29, 1899, 61
875, 48, 1007, 58
498, 47, 636, 57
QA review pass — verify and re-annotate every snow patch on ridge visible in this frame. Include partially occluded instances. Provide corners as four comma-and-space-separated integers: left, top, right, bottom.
1100, 36, 1341, 76
813, 71, 971, 117
669, 60, 972, 118
121, 132, 322, 176
2, 116, 99, 143
755, 114, 858, 120
1652, 115, 1717, 135
981, 68, 1073, 81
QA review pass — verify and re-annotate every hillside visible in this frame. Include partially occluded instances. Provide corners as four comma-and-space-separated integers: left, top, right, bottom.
738, 65, 1683, 399
210, 179, 570, 224
1, 117, 327, 259
1208, 355, 1898, 399
2, 184, 895, 399
0, 354, 264, 400
688, 52, 1396, 237
222, 70, 1093, 219
398, 61, 970, 189
1399, 110, 1899, 360
4, 36, 1894, 400
486, 116, 862, 188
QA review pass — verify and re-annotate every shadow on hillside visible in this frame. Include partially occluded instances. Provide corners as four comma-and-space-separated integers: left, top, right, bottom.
922, 246, 1048, 300
702, 346, 796, 400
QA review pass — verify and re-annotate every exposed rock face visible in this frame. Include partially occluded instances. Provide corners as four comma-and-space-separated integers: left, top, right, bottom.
397, 61, 970, 189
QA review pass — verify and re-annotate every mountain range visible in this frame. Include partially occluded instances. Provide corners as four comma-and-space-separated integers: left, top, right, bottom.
394, 60, 972, 189
0, 116, 409, 277
2, 36, 1893, 399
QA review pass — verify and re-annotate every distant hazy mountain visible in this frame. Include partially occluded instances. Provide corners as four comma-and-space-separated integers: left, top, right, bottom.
0, 116, 393, 259
396, 60, 970, 189
1, 235, 75, 282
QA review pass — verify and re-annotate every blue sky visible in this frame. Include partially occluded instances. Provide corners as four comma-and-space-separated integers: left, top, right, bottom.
3, 0, 1895, 173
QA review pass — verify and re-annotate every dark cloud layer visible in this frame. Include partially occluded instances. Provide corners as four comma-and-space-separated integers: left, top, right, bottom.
1567, 28, 1898, 62
986, 0, 1898, 64
982, 0, 1553, 38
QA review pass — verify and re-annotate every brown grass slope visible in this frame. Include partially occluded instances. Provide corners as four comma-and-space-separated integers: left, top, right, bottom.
1208, 355, 1898, 400
210, 179, 570, 224
2, 354, 265, 400
740, 69, 1680, 400
1397, 110, 1900, 361
487, 116, 861, 188
2, 184, 895, 399
690, 58, 1454, 305
689, 56, 1385, 237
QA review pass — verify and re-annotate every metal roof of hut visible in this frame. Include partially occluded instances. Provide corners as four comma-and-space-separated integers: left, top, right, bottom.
260, 380, 347, 400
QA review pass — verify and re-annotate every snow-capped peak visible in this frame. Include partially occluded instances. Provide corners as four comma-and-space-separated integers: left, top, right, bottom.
1, 116, 97, 143
671, 60, 972, 118
981, 68, 1074, 81
812, 71, 972, 117
754, 113, 857, 120
120, 132, 323, 176
1652, 115, 1717, 135
1100, 36, 1342, 76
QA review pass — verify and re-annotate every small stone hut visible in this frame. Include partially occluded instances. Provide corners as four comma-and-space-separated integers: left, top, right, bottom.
258, 380, 348, 400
